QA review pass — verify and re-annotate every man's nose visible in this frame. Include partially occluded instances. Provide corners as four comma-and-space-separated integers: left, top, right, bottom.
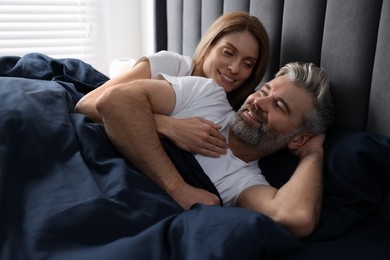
254, 96, 271, 112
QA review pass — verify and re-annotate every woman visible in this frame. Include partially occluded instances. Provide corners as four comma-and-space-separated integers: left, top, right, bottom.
75, 11, 269, 157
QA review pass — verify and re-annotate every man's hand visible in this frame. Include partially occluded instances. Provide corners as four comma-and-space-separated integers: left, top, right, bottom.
290, 134, 325, 159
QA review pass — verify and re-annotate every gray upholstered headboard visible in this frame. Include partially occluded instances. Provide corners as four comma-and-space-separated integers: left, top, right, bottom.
155, 0, 390, 139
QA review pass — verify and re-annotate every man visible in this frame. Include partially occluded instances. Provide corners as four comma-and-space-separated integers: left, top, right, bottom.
94, 62, 334, 237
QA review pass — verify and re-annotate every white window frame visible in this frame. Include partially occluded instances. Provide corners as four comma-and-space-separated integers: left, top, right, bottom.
0, 0, 107, 74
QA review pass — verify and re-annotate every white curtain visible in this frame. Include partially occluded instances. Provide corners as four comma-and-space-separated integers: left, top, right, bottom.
0, 0, 107, 73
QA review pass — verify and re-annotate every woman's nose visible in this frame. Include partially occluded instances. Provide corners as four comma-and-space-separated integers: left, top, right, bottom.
228, 60, 240, 73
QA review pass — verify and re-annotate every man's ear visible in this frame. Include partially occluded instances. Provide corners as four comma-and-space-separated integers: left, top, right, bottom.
287, 134, 312, 150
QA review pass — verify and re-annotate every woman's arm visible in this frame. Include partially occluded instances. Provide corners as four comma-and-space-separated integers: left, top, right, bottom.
75, 59, 151, 122
155, 115, 228, 157
75, 57, 228, 156
96, 79, 221, 209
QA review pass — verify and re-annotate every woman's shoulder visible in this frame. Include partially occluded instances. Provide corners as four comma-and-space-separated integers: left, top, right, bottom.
149, 50, 192, 65
148, 51, 194, 78
153, 50, 185, 58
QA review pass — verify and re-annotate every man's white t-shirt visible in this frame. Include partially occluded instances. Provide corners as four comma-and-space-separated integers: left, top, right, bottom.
159, 74, 269, 206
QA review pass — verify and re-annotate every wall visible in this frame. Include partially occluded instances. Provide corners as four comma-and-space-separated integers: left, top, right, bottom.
102, 0, 155, 76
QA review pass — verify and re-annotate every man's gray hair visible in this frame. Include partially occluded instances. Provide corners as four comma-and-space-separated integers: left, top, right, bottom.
275, 62, 335, 135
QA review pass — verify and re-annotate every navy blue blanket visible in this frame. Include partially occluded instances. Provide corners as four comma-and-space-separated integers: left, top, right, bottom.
0, 53, 302, 259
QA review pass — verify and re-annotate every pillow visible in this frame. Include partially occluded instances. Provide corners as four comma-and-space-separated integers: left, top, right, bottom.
322, 125, 390, 214
384, 191, 390, 222
259, 124, 390, 241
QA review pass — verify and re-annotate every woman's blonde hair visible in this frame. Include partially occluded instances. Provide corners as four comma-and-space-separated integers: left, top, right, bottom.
193, 11, 270, 110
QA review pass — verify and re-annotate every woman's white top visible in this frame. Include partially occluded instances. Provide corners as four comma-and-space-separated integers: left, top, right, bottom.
138, 50, 194, 79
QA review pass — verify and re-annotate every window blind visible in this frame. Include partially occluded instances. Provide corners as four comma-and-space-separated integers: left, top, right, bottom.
0, 0, 107, 73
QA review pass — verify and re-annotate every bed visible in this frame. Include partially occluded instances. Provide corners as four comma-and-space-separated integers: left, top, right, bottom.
0, 53, 305, 259
1, 0, 390, 259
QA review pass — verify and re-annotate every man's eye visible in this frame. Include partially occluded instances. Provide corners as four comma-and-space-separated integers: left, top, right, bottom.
275, 100, 286, 112
260, 89, 268, 96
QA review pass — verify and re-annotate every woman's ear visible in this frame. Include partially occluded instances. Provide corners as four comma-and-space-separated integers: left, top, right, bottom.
287, 134, 312, 150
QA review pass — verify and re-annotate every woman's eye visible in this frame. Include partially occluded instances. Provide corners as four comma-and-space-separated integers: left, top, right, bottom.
222, 48, 234, 57
243, 61, 254, 69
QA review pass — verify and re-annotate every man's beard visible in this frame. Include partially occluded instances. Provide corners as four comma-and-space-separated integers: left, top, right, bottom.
230, 105, 298, 154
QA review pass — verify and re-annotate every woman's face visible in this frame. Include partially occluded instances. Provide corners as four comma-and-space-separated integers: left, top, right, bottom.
201, 31, 259, 92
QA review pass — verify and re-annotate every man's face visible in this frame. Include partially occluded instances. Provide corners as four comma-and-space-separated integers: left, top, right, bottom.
230, 74, 314, 152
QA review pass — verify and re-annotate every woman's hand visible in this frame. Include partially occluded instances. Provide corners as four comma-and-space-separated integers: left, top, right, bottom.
155, 115, 229, 157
